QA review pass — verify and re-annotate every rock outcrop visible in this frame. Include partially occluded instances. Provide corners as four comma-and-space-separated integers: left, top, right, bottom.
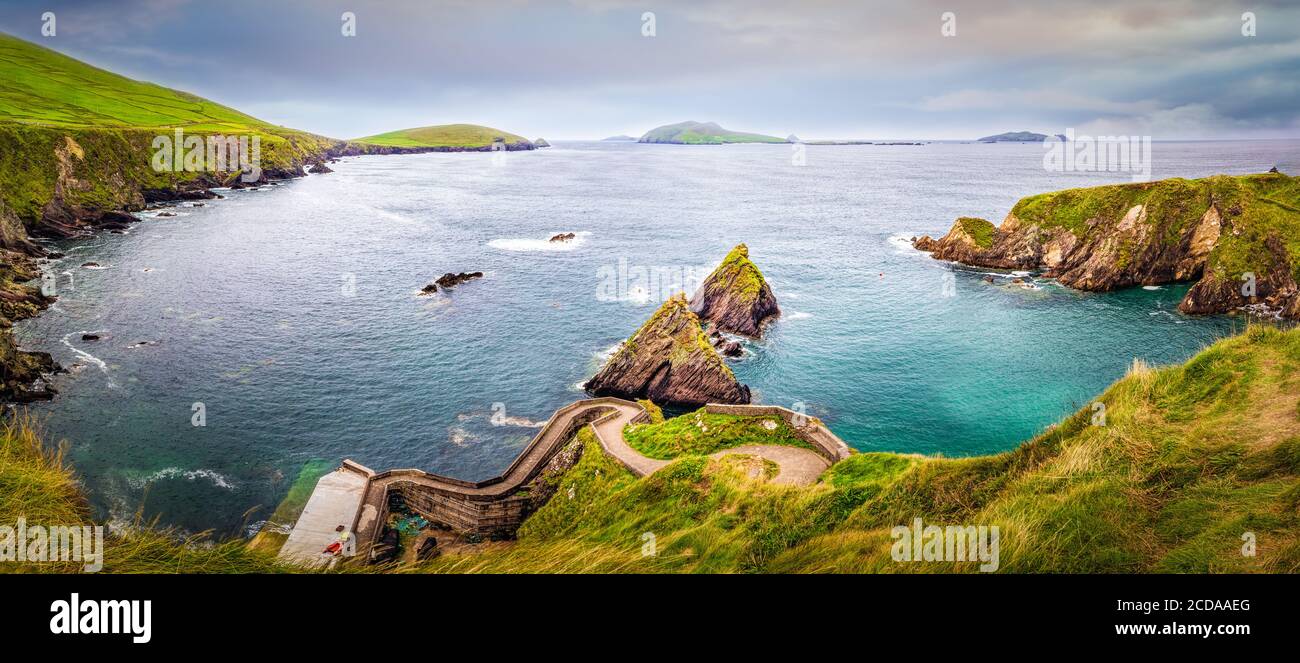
912, 173, 1300, 318
433, 272, 483, 289
548, 232, 576, 243
689, 244, 780, 337
308, 162, 334, 174
584, 293, 751, 406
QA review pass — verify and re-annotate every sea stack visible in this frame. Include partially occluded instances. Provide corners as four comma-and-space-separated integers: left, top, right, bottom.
584, 293, 751, 406
689, 244, 780, 337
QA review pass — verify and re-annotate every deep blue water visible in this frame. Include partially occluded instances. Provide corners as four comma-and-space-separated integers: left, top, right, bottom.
14, 140, 1298, 535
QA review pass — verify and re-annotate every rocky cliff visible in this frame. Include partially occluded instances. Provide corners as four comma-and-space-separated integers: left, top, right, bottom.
584, 293, 751, 406
913, 173, 1300, 318
689, 243, 780, 337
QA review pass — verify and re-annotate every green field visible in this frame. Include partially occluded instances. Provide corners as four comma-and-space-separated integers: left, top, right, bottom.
351, 124, 530, 148
0, 32, 312, 138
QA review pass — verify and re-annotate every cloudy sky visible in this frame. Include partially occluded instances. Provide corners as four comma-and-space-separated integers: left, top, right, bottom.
3, 0, 1299, 140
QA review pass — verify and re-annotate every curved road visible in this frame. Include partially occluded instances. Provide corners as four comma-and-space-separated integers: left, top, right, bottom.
281, 398, 833, 563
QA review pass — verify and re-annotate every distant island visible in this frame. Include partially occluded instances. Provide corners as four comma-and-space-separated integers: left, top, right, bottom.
602, 135, 637, 142
978, 131, 1051, 143
639, 121, 786, 145
350, 123, 534, 152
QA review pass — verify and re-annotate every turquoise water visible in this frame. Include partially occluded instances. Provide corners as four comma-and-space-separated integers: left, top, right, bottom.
15, 140, 1297, 535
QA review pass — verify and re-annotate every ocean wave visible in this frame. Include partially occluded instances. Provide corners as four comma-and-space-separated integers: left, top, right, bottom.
488, 231, 590, 252
1142, 285, 1163, 291
61, 331, 110, 375
786, 311, 812, 320
126, 467, 236, 491
887, 233, 927, 255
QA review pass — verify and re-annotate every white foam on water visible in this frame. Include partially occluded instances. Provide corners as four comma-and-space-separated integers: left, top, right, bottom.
126, 467, 236, 491
787, 311, 813, 320
888, 233, 928, 256
488, 231, 590, 252
1142, 285, 1163, 290
61, 331, 109, 375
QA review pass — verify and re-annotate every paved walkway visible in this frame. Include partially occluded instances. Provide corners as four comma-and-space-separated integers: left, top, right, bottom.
279, 398, 838, 563
278, 467, 369, 567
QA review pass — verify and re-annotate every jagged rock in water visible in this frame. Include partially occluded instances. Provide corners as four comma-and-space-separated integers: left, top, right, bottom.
912, 173, 1300, 319
308, 162, 334, 174
584, 293, 750, 406
689, 243, 780, 337
433, 272, 483, 289
548, 232, 576, 242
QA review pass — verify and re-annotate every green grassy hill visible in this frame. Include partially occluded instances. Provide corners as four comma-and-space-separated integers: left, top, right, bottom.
0, 33, 305, 134
422, 324, 1300, 573
6, 326, 1297, 574
351, 124, 531, 149
638, 121, 786, 145
0, 33, 336, 400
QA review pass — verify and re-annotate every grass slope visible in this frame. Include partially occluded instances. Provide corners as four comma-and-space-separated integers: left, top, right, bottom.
1012, 173, 1300, 283
639, 121, 786, 145
351, 124, 530, 148
623, 406, 811, 460
0, 33, 302, 134
424, 325, 1300, 573
6, 326, 1298, 574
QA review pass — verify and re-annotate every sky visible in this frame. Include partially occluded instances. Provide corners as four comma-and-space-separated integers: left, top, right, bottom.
2, 0, 1299, 141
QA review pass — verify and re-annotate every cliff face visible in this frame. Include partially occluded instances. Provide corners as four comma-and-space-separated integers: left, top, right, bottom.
0, 125, 334, 400
584, 293, 751, 406
689, 244, 780, 337
913, 173, 1300, 318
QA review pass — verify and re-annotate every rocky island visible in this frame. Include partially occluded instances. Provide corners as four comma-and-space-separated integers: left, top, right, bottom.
638, 121, 786, 145
584, 293, 750, 406
344, 124, 535, 154
690, 243, 780, 337
977, 131, 1051, 142
913, 173, 1300, 318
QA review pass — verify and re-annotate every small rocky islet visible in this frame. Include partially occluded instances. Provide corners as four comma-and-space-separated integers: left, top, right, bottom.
913, 172, 1300, 319
584, 243, 781, 406
420, 271, 484, 295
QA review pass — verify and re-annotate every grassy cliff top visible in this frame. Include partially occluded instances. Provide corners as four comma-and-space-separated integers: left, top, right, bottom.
425, 324, 1300, 573
0, 33, 310, 138
955, 217, 995, 249
623, 406, 811, 460
639, 121, 786, 145
351, 124, 530, 148
1010, 173, 1300, 282
8, 321, 1299, 573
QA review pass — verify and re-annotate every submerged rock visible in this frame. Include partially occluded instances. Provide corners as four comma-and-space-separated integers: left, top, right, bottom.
433, 272, 484, 289
584, 293, 750, 406
689, 244, 780, 337
81, 334, 100, 341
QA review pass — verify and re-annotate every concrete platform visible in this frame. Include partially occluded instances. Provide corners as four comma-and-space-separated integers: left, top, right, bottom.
277, 467, 368, 567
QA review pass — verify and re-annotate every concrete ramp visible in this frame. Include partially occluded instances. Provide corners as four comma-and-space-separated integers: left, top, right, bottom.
277, 467, 368, 567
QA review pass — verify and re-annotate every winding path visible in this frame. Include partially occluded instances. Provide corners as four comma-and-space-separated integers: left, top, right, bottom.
279, 398, 848, 564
